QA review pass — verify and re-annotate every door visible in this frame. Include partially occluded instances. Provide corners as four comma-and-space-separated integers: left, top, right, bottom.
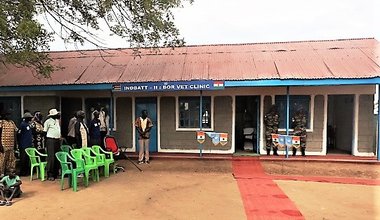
135, 97, 158, 152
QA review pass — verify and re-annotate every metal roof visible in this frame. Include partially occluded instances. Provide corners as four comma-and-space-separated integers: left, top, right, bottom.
0, 38, 379, 89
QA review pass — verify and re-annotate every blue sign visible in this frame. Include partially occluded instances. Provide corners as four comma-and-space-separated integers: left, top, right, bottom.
113, 80, 224, 92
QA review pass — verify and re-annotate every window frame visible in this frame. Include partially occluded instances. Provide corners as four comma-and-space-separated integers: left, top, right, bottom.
275, 95, 314, 132
176, 95, 214, 131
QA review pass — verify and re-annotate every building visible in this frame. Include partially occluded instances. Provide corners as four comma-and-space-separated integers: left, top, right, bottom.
0, 38, 379, 157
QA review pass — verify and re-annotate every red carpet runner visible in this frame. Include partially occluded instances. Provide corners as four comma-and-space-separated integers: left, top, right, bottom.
232, 158, 304, 220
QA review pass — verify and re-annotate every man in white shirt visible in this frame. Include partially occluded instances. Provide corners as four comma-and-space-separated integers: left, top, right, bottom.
43, 109, 61, 181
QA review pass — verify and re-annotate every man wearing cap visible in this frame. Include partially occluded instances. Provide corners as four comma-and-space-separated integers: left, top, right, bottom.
43, 108, 61, 181
18, 112, 34, 176
0, 111, 18, 177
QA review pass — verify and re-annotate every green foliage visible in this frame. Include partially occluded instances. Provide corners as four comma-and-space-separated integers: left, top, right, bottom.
0, 0, 192, 78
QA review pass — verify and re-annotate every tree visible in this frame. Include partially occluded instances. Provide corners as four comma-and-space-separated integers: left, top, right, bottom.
0, 0, 192, 78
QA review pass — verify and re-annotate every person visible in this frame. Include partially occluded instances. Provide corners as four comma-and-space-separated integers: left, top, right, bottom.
135, 110, 153, 164
99, 107, 109, 149
31, 111, 45, 155
292, 106, 307, 156
67, 111, 77, 148
89, 110, 101, 148
75, 110, 89, 148
264, 105, 280, 156
0, 168, 22, 206
0, 111, 18, 177
18, 112, 34, 176
43, 108, 61, 181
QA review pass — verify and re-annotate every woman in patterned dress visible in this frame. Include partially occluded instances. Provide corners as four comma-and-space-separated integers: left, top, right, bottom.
0, 111, 18, 177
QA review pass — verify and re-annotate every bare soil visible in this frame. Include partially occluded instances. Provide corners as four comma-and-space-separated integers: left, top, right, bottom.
262, 161, 380, 179
0, 159, 379, 220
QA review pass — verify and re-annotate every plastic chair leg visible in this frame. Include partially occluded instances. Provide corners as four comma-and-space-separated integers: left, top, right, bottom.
40, 165, 46, 181
104, 165, 110, 177
60, 174, 65, 190
29, 166, 34, 181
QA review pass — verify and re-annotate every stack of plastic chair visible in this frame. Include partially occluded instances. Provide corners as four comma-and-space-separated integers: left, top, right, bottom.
92, 145, 115, 177
24, 148, 48, 181
60, 145, 73, 153
55, 151, 85, 192
71, 149, 99, 186
83, 147, 105, 178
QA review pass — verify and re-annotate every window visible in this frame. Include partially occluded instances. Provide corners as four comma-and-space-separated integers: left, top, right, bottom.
178, 96, 211, 129
275, 95, 311, 129
85, 98, 111, 125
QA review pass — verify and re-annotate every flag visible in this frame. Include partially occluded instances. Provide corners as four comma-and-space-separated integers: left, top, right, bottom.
219, 133, 228, 145
211, 133, 220, 146
113, 84, 121, 91
292, 136, 301, 149
285, 135, 293, 147
278, 135, 285, 148
197, 131, 205, 144
271, 134, 279, 146
213, 81, 224, 89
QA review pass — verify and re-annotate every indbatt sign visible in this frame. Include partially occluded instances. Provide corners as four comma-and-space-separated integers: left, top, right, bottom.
113, 80, 224, 92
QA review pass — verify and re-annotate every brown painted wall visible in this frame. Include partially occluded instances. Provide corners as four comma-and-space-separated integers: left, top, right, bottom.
307, 95, 324, 152
358, 95, 375, 153
160, 96, 232, 150
23, 96, 59, 118
113, 97, 133, 148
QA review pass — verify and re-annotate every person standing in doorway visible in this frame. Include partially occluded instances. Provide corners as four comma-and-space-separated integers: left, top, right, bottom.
89, 110, 101, 148
0, 111, 18, 177
67, 111, 77, 148
99, 107, 109, 148
264, 105, 280, 156
43, 108, 61, 181
75, 110, 89, 148
292, 107, 307, 156
18, 112, 34, 176
135, 110, 153, 164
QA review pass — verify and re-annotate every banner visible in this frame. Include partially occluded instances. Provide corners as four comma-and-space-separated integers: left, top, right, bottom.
278, 135, 286, 148
219, 133, 228, 146
271, 134, 279, 147
197, 131, 205, 144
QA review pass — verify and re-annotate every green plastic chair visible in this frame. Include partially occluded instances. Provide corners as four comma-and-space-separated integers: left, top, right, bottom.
71, 149, 99, 185
60, 145, 73, 153
55, 152, 85, 192
92, 145, 115, 177
83, 147, 105, 177
24, 148, 48, 181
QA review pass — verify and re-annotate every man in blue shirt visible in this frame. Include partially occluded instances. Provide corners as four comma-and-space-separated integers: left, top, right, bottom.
18, 112, 34, 176
0, 168, 22, 206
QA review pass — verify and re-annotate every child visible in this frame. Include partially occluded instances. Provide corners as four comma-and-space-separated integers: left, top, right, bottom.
0, 169, 22, 206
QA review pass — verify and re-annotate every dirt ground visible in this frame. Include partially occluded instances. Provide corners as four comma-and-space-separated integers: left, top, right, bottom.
262, 161, 380, 179
0, 159, 379, 220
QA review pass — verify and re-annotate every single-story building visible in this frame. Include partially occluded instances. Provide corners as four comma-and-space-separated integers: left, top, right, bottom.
0, 38, 379, 157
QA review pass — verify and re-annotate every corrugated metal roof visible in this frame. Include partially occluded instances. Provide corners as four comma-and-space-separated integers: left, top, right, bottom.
0, 38, 379, 87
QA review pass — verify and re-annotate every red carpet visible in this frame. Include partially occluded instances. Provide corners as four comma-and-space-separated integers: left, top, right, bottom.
232, 158, 304, 220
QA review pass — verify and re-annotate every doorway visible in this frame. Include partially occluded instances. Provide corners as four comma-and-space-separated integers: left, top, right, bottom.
61, 98, 82, 138
327, 95, 354, 154
135, 97, 158, 153
235, 96, 260, 153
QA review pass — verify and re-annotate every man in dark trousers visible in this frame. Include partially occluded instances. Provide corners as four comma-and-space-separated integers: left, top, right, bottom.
18, 112, 34, 176
135, 110, 153, 164
43, 109, 61, 181
89, 110, 101, 148
292, 107, 307, 156
264, 105, 280, 156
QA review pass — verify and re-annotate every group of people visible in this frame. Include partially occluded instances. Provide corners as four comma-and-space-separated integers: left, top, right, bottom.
264, 104, 308, 156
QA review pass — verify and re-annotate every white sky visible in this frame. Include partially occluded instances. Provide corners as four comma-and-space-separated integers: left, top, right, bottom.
48, 0, 379, 51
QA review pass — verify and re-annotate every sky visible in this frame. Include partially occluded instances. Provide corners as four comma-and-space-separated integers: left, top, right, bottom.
48, 0, 379, 51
